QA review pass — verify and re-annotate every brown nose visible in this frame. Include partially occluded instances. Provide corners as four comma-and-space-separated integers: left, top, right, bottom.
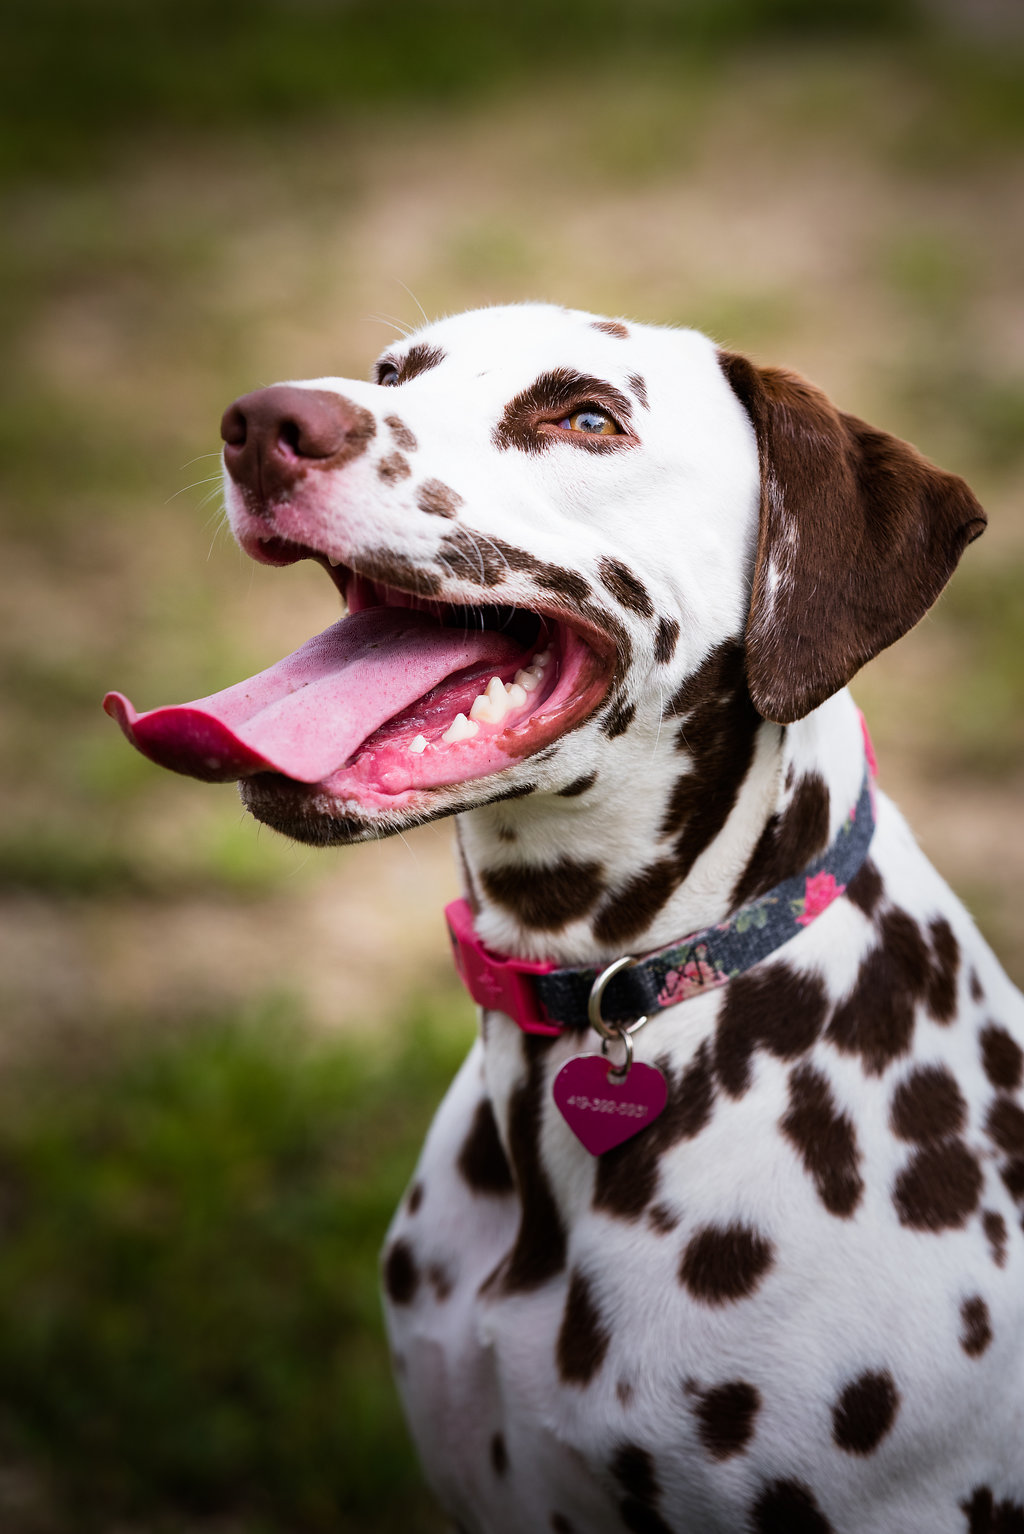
220, 386, 358, 502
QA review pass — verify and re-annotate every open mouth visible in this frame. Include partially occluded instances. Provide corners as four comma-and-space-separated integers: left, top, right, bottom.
104, 537, 614, 809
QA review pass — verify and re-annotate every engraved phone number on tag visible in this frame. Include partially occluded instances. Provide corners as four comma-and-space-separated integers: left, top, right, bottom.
565, 1094, 650, 1119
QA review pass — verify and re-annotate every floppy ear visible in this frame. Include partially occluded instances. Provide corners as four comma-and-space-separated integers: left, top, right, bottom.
719, 351, 987, 725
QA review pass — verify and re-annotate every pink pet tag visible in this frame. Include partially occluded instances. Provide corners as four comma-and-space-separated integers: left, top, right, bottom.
553, 1053, 667, 1156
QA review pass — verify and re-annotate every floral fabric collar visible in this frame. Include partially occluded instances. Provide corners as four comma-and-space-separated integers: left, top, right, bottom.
447, 746, 877, 1037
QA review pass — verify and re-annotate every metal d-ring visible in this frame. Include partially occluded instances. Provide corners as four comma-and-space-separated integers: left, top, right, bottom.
588, 957, 649, 1085
601, 1025, 634, 1083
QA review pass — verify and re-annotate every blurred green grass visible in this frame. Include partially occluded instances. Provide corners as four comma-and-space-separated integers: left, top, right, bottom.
0, 997, 472, 1533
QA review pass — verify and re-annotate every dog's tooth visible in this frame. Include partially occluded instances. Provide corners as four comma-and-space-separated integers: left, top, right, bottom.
327, 555, 343, 567
442, 713, 479, 744
532, 649, 551, 666
515, 668, 541, 693
486, 676, 507, 711
504, 682, 528, 708
409, 734, 428, 754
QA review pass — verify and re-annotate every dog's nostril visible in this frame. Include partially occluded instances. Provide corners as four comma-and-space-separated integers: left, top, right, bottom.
220, 404, 248, 448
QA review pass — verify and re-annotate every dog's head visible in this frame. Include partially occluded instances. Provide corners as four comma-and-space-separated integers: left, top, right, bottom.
105, 304, 985, 845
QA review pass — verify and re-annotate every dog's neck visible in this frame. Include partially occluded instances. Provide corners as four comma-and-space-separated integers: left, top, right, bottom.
455, 685, 866, 969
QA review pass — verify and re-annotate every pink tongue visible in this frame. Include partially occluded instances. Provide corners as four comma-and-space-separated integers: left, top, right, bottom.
103, 607, 521, 783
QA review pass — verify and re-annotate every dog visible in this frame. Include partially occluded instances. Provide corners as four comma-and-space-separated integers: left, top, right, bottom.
105, 305, 1024, 1533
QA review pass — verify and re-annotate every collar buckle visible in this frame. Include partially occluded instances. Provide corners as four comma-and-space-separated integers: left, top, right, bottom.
445, 898, 562, 1035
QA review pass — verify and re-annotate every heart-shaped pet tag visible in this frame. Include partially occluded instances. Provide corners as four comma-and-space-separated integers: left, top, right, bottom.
553, 1053, 667, 1156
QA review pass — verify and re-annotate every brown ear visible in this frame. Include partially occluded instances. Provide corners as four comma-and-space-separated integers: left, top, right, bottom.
719, 350, 987, 725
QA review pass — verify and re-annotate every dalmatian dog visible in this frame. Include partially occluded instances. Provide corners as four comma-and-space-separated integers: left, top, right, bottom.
105, 305, 1024, 1533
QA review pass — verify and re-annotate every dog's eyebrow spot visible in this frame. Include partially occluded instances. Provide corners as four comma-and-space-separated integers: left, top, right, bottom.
592, 319, 629, 339
493, 368, 634, 455
384, 414, 418, 451
417, 478, 464, 518
396, 342, 445, 382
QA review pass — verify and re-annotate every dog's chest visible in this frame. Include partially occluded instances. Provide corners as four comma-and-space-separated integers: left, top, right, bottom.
382, 837, 1024, 1532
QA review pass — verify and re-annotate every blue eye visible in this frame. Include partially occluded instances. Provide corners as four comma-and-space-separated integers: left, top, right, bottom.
558, 408, 620, 436
378, 364, 400, 387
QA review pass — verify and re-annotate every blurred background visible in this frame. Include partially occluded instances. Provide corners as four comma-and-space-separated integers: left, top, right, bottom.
0, 0, 1022, 1527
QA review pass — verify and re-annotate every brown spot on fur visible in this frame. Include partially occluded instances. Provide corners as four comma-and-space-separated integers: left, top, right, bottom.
694, 1380, 761, 1461
416, 477, 463, 518
664, 641, 762, 882
1003, 1159, 1024, 1201
680, 1223, 774, 1305
394, 342, 445, 383
648, 1202, 681, 1234
987, 1095, 1024, 1157
781, 1063, 864, 1217
961, 1295, 993, 1357
715, 963, 828, 1097
355, 548, 443, 597
384, 413, 417, 451
377, 450, 411, 483
831, 1370, 899, 1455
654, 615, 679, 664
893, 1139, 983, 1231
425, 1261, 453, 1301
493, 369, 635, 455
597, 557, 654, 618
490, 1431, 508, 1476
499, 1041, 567, 1293
846, 858, 884, 919
927, 916, 960, 1022
406, 1181, 424, 1215
970, 969, 985, 1004
592, 857, 678, 946
890, 1064, 967, 1144
961, 1487, 1024, 1533
980, 1023, 1024, 1091
827, 908, 931, 1075
719, 349, 986, 726
732, 773, 830, 907
439, 525, 509, 586
616, 1379, 635, 1406
628, 372, 649, 409
556, 1269, 610, 1384
983, 1209, 1008, 1267
481, 857, 606, 930
536, 564, 592, 605
557, 772, 598, 798
458, 1097, 515, 1195
601, 698, 637, 740
611, 1444, 673, 1534
594, 1042, 715, 1221
485, 783, 537, 805
593, 319, 630, 339
383, 1239, 420, 1305
751, 1480, 835, 1534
